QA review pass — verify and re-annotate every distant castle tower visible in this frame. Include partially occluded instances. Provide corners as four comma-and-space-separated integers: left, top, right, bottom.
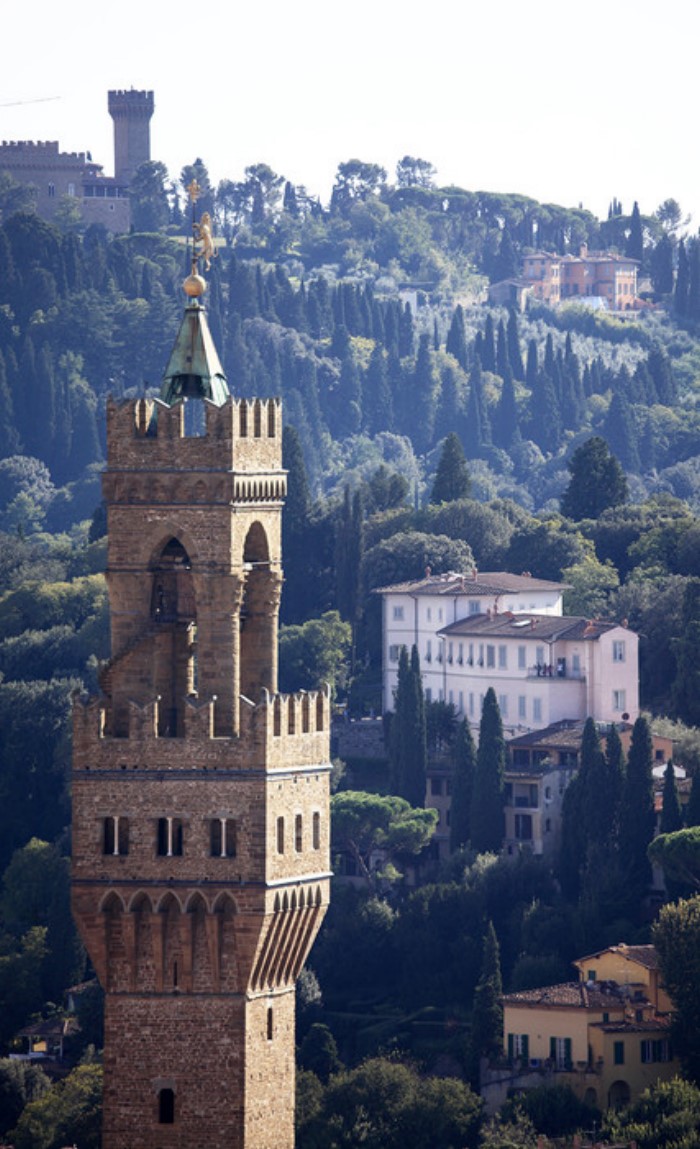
71, 264, 331, 1147
108, 89, 154, 183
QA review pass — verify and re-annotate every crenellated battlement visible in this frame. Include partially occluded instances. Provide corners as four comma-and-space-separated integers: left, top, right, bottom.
72, 687, 331, 772
108, 89, 155, 113
105, 396, 283, 473
0, 140, 88, 162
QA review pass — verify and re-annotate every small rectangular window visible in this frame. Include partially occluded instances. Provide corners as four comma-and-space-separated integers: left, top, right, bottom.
518, 696, 526, 719
498, 645, 507, 669
312, 811, 321, 850
295, 814, 303, 852
486, 645, 495, 668
392, 605, 404, 621
469, 600, 480, 615
498, 694, 508, 717
104, 816, 128, 856
276, 816, 285, 854
613, 640, 626, 662
389, 644, 400, 662
533, 698, 542, 722
613, 689, 626, 712
518, 645, 526, 670
614, 1040, 625, 1065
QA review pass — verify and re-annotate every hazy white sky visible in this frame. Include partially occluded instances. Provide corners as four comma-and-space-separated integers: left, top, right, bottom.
2, 0, 698, 227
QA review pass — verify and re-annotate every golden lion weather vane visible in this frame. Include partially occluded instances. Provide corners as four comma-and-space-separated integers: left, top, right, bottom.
188, 179, 216, 275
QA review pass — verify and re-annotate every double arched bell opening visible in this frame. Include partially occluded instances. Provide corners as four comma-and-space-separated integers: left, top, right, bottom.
150, 538, 197, 737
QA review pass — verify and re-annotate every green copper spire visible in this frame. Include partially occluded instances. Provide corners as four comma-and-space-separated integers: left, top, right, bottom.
160, 290, 229, 407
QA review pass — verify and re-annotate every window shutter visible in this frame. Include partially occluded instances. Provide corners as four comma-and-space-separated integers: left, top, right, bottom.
564, 1037, 572, 1067
522, 1034, 529, 1062
550, 1036, 556, 1060
507, 1033, 514, 1059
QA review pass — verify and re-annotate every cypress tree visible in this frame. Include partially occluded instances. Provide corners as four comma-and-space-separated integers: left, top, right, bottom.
450, 718, 476, 852
434, 362, 465, 444
398, 303, 414, 357
410, 334, 438, 452
530, 371, 562, 455
331, 353, 361, 438
525, 339, 539, 391
688, 239, 700, 323
493, 374, 520, 449
672, 580, 700, 727
619, 716, 655, 904
625, 201, 644, 264
686, 772, 700, 828
446, 305, 468, 369
507, 309, 525, 380
482, 315, 496, 373
335, 485, 364, 632
647, 345, 677, 405
675, 239, 689, 317
0, 349, 20, 458
464, 356, 491, 457
430, 433, 471, 504
470, 920, 503, 1081
363, 345, 393, 435
390, 645, 427, 807
470, 688, 505, 854
651, 234, 674, 296
496, 319, 512, 383
660, 760, 683, 834
603, 392, 640, 474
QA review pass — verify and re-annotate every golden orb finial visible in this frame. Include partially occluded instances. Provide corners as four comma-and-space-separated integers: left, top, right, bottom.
183, 272, 206, 299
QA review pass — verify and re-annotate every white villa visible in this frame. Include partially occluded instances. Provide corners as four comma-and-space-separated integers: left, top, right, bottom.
378, 570, 639, 734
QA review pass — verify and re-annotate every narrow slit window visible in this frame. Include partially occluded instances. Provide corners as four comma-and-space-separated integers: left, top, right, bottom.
277, 816, 285, 854
312, 812, 320, 850
158, 1088, 175, 1124
295, 814, 303, 853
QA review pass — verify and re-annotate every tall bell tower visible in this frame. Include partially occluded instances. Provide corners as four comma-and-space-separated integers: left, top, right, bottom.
71, 256, 331, 1148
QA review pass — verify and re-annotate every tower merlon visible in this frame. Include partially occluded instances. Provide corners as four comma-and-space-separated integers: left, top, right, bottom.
105, 396, 283, 473
73, 687, 331, 772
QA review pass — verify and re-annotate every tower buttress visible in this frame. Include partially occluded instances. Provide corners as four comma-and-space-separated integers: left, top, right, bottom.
71, 275, 330, 1149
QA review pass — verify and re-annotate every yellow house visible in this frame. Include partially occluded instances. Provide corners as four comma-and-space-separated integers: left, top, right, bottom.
493, 944, 679, 1113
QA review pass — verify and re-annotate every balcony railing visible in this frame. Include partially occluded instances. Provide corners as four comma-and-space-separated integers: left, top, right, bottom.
527, 666, 585, 681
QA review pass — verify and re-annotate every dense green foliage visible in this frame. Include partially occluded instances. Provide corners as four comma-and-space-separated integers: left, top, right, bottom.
5, 165, 700, 1141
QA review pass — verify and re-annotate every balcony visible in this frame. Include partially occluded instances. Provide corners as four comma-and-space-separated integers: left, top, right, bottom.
527, 665, 585, 682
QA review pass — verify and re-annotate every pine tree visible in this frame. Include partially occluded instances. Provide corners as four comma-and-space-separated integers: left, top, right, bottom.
430, 433, 471, 504
660, 761, 683, 834
490, 226, 518, 283
619, 716, 655, 905
470, 920, 503, 1081
470, 689, 505, 854
450, 719, 476, 852
561, 437, 628, 520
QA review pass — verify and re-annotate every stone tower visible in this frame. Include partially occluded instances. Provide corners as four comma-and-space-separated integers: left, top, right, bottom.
108, 89, 154, 184
71, 271, 331, 1148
